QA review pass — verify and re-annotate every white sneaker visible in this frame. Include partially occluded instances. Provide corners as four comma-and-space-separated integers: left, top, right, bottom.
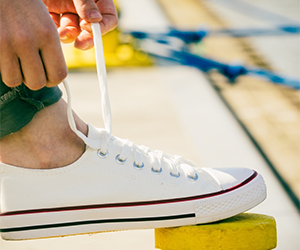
0, 24, 266, 240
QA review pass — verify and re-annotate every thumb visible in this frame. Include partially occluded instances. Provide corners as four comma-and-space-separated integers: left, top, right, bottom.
73, 0, 102, 23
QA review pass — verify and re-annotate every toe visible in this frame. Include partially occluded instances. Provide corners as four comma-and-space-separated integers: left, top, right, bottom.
202, 168, 256, 190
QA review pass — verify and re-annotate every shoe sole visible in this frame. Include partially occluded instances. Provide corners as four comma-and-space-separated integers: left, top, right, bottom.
0, 171, 266, 240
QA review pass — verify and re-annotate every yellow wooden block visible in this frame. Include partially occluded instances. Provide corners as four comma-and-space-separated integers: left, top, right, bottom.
62, 29, 152, 69
155, 213, 277, 250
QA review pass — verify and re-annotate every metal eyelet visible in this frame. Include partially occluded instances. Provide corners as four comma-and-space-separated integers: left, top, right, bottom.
151, 167, 162, 174
133, 162, 144, 170
188, 173, 198, 181
170, 172, 180, 178
97, 149, 108, 158
115, 154, 126, 164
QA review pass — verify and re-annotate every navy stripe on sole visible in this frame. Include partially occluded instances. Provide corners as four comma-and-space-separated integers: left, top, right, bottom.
0, 213, 195, 233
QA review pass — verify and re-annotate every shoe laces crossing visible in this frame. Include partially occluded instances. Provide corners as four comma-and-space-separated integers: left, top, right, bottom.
62, 23, 198, 180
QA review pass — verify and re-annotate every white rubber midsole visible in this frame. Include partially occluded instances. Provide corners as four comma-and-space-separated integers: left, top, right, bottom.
0, 174, 266, 240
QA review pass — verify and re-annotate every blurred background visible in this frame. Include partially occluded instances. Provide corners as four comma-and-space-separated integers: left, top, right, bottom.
1, 0, 299, 249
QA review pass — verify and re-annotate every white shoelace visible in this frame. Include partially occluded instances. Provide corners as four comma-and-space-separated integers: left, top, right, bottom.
62, 23, 198, 180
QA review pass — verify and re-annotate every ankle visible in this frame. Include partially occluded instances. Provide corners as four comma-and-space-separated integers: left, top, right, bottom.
0, 99, 88, 169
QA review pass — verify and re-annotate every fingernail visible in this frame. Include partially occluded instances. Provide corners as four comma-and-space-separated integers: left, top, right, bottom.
80, 20, 92, 32
85, 23, 92, 32
60, 33, 70, 41
89, 10, 102, 20
82, 41, 93, 50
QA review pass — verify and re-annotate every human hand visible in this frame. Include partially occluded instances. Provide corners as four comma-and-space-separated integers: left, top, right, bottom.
0, 0, 117, 90
44, 0, 118, 50
0, 0, 68, 90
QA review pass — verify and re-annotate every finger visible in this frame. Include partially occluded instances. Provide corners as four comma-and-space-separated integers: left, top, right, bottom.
74, 30, 94, 50
73, 0, 102, 23
80, 19, 92, 33
38, 24, 68, 88
49, 12, 61, 28
18, 51, 47, 90
40, 39, 68, 88
98, 13, 118, 35
58, 13, 81, 43
96, 0, 118, 35
0, 52, 23, 88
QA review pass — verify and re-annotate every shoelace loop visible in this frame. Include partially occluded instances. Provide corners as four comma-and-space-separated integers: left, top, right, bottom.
63, 23, 199, 180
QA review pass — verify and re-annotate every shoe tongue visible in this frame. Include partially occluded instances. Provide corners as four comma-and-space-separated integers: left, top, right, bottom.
83, 124, 104, 149
87, 124, 102, 140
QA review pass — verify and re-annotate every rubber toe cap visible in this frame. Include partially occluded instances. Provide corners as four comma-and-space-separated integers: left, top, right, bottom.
203, 168, 255, 190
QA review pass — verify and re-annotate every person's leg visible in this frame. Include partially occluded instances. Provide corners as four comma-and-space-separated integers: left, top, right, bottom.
0, 76, 88, 169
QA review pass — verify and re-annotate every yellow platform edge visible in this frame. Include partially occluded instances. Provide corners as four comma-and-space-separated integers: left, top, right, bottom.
155, 213, 277, 250
62, 29, 153, 69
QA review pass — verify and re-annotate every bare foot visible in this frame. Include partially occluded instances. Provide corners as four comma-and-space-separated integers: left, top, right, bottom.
0, 99, 88, 169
